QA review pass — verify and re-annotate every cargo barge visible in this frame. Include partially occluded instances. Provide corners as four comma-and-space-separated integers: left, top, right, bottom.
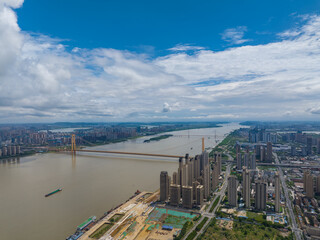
45, 188, 62, 197
77, 216, 96, 231
66, 216, 96, 240
66, 231, 83, 240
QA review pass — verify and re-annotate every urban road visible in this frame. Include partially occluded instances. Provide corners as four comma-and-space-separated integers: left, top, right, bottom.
183, 164, 231, 240
258, 162, 320, 168
274, 152, 302, 240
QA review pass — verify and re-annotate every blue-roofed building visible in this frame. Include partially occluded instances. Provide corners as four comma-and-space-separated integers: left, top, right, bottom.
162, 225, 173, 231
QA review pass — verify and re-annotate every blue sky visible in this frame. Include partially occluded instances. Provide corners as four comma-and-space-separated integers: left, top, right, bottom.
1, 0, 320, 123
16, 0, 320, 54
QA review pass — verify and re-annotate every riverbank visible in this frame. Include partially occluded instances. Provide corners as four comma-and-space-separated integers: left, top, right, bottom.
209, 127, 249, 159
80, 123, 222, 147
0, 150, 36, 161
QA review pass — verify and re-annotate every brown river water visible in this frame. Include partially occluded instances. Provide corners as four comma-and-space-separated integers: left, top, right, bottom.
0, 123, 241, 240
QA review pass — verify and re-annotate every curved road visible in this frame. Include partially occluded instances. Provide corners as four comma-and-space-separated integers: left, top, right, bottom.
183, 164, 231, 240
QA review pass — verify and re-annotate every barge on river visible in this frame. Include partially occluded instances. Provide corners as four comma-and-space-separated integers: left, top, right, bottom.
45, 188, 62, 197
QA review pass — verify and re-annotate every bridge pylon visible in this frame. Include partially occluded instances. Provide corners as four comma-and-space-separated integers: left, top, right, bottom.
71, 134, 76, 154
202, 137, 205, 152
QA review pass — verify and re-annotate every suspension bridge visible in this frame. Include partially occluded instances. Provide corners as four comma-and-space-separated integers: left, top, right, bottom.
67, 134, 213, 159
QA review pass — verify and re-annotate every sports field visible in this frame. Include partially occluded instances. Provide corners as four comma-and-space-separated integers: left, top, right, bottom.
147, 208, 197, 229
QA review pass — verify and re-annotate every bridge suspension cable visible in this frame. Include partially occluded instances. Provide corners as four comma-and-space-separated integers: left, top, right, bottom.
68, 133, 212, 158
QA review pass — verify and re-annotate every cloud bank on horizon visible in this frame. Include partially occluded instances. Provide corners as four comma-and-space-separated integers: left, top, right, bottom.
1, 0, 320, 123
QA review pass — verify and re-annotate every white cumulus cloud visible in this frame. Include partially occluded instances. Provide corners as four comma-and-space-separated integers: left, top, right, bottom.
1, 0, 24, 8
0, 1, 320, 122
168, 44, 205, 52
221, 26, 251, 45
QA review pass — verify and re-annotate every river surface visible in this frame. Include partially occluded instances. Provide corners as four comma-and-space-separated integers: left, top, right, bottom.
0, 123, 241, 240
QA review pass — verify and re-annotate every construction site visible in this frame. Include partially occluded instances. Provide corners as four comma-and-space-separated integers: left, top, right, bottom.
74, 191, 198, 240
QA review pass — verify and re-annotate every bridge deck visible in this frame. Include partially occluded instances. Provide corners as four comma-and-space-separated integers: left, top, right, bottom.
73, 149, 183, 159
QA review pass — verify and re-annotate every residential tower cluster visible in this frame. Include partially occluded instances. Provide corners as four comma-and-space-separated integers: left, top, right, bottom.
160, 152, 222, 209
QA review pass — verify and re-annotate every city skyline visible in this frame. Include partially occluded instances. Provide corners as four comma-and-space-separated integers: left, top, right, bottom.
1, 0, 320, 123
